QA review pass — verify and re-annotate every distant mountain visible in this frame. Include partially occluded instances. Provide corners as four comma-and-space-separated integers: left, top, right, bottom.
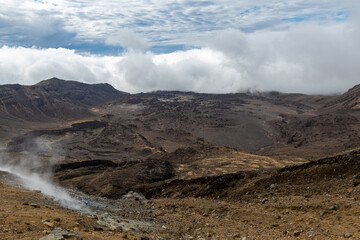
0, 78, 128, 120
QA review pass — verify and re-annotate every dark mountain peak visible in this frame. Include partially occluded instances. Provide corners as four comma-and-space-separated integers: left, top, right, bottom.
36, 77, 64, 84
0, 78, 129, 121
342, 84, 360, 110
35, 77, 76, 88
36, 77, 111, 89
34, 77, 129, 97
323, 83, 360, 111
346, 84, 360, 96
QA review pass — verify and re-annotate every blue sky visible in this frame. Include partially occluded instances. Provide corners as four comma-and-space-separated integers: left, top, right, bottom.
0, 0, 351, 54
0, 0, 359, 94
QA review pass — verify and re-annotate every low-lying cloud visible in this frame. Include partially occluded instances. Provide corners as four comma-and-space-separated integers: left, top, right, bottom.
0, 19, 359, 94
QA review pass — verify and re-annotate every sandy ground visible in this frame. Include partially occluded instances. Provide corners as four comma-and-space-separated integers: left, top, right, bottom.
1, 173, 359, 240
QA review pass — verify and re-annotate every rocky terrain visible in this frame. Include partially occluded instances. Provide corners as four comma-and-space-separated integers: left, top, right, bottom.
0, 78, 359, 239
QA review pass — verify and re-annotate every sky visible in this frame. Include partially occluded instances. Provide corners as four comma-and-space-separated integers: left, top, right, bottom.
0, 0, 359, 94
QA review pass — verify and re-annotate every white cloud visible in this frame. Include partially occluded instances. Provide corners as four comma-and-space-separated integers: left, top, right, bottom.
0, 0, 351, 48
0, 17, 359, 95
204, 21, 360, 94
0, 1, 76, 47
105, 29, 149, 51
0, 0, 359, 95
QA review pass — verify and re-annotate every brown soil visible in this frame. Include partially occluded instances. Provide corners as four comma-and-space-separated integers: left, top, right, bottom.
0, 175, 140, 240
0, 172, 359, 239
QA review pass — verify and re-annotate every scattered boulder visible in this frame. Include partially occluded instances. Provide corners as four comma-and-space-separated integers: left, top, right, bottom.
270, 184, 278, 190
30, 203, 40, 208
293, 230, 300, 236
270, 223, 279, 227
328, 204, 339, 211
42, 220, 54, 228
344, 233, 352, 238
39, 227, 82, 240
93, 227, 103, 231
319, 210, 327, 217
122, 191, 147, 202
233, 233, 241, 238
307, 231, 316, 237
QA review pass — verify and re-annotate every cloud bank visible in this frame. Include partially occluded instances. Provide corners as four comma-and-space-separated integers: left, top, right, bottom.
0, 19, 359, 94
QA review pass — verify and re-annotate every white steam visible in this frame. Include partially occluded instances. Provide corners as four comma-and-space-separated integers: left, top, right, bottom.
0, 163, 85, 211
0, 139, 88, 212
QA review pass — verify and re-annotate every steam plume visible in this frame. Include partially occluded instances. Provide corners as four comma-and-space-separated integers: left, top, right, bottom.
0, 138, 88, 212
